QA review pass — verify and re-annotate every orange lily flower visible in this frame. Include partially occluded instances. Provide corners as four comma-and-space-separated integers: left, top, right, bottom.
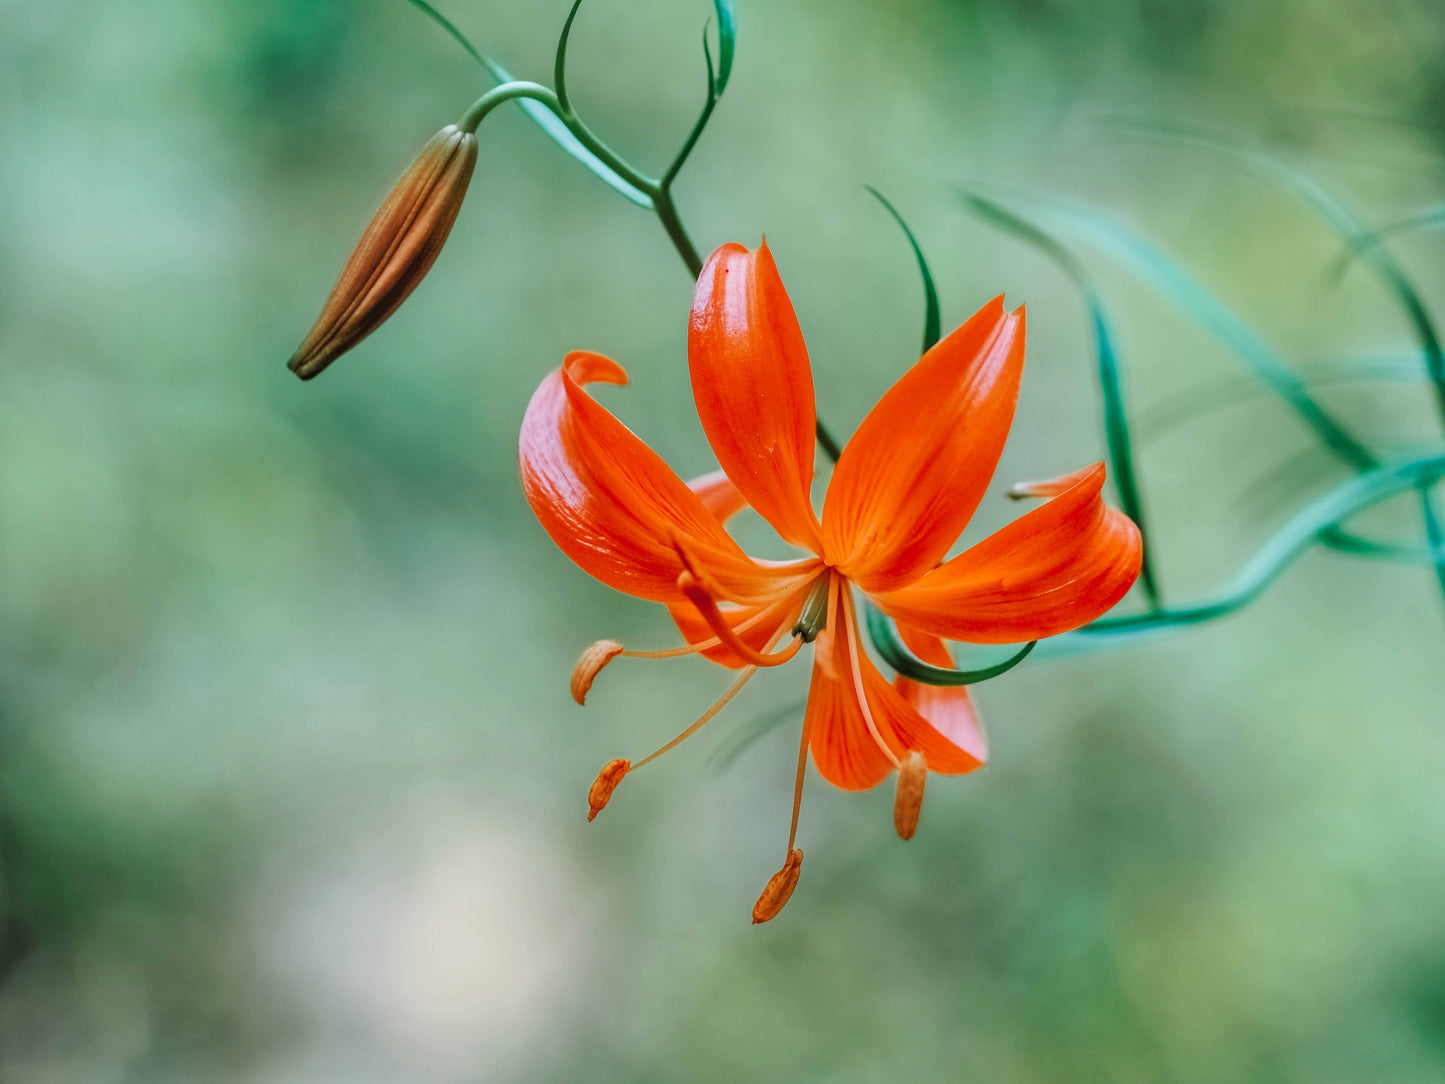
520, 241, 1142, 922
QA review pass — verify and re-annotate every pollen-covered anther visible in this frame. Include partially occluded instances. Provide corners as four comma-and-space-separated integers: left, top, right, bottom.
587, 758, 630, 822
571, 639, 625, 705
893, 750, 928, 841
751, 848, 804, 924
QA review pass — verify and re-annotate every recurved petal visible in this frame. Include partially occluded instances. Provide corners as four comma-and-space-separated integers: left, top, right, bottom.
687, 469, 748, 525
870, 462, 1142, 643
290, 125, 477, 379
688, 242, 823, 552
667, 583, 809, 669
520, 352, 802, 603
806, 582, 986, 791
892, 623, 986, 765
821, 297, 1025, 591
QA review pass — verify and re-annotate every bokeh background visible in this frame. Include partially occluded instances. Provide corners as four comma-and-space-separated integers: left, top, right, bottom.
4, 0, 1445, 1080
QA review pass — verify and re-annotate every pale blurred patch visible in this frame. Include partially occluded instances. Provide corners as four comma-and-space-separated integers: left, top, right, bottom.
254, 793, 595, 1082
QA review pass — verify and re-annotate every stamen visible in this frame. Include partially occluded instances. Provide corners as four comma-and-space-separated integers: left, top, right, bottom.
632, 663, 760, 770
839, 586, 901, 769
571, 640, 625, 704
587, 758, 630, 822
677, 570, 804, 667
893, 750, 928, 841
752, 849, 803, 924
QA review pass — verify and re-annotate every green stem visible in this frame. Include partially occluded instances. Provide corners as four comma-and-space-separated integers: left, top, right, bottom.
458, 81, 559, 134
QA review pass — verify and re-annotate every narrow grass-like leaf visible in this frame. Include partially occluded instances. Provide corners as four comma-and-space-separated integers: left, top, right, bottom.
1109, 122, 1445, 436
1044, 453, 1445, 652
1135, 355, 1424, 447
1111, 121, 1445, 600
865, 603, 1036, 686
961, 192, 1161, 609
1329, 203, 1445, 281
712, 0, 736, 96
992, 189, 1379, 473
402, 0, 653, 207
866, 187, 941, 354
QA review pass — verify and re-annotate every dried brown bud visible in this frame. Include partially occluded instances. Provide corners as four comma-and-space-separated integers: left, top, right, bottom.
751, 848, 803, 924
893, 750, 927, 841
289, 124, 478, 379
587, 758, 630, 822
571, 640, 625, 705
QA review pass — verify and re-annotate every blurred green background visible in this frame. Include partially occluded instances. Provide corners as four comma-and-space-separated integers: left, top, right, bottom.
4, 0, 1445, 1080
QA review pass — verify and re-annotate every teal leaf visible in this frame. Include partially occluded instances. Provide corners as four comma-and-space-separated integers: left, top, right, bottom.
712, 0, 736, 96
1046, 453, 1445, 652
867, 186, 941, 354
990, 188, 1379, 473
960, 192, 1161, 610
402, 0, 653, 208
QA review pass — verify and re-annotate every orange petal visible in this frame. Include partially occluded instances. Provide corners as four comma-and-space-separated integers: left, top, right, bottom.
871, 462, 1142, 643
807, 581, 985, 791
892, 623, 986, 765
689, 242, 823, 553
821, 298, 1025, 591
687, 469, 748, 524
666, 580, 810, 669
520, 352, 806, 603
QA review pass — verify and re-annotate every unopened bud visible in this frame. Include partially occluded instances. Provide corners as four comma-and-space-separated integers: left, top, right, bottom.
751, 848, 803, 924
571, 640, 625, 705
893, 750, 928, 841
587, 758, 630, 822
289, 124, 478, 379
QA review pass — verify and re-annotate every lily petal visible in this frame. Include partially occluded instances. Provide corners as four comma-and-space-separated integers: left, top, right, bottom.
822, 298, 1025, 591
689, 242, 824, 553
520, 352, 806, 603
892, 623, 986, 765
870, 462, 1142, 643
807, 582, 987, 791
667, 582, 810, 669
687, 469, 748, 524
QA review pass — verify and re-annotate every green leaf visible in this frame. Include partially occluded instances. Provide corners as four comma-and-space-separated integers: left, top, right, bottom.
712, 0, 736, 96
1111, 121, 1445, 436
866, 186, 941, 354
1108, 121, 1445, 600
865, 603, 1036, 686
1046, 453, 1445, 652
402, 0, 653, 208
960, 192, 1161, 610
1329, 203, 1445, 280
1134, 354, 1424, 447
991, 188, 1379, 473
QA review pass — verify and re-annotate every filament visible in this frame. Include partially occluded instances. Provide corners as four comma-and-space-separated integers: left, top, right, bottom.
840, 584, 901, 769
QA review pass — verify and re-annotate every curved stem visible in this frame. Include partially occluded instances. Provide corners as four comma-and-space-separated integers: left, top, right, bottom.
458, 81, 561, 134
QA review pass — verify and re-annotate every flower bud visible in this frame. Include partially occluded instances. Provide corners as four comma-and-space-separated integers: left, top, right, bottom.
289, 125, 478, 379
893, 750, 927, 841
751, 848, 803, 924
